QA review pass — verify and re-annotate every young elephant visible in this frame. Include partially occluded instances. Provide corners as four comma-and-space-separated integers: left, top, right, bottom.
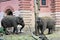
36, 17, 55, 35
1, 16, 25, 35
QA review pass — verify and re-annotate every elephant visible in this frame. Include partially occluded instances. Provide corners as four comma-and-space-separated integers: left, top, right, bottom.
35, 17, 55, 35
1, 15, 25, 35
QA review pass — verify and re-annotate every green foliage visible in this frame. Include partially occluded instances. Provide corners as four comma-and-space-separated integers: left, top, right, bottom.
3, 35, 35, 40
0, 27, 4, 33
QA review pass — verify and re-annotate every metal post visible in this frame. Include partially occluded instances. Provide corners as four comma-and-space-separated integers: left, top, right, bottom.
34, 0, 40, 35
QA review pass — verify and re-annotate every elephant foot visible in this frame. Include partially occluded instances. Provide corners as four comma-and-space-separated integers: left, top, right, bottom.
40, 32, 44, 35
48, 32, 52, 34
15, 32, 19, 34
5, 31, 10, 35
33, 31, 40, 36
12, 32, 19, 34
40, 33, 44, 35
12, 31, 18, 34
20, 31, 24, 33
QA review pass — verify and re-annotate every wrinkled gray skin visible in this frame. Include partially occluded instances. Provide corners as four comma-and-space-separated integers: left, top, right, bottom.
1, 16, 25, 35
36, 17, 55, 35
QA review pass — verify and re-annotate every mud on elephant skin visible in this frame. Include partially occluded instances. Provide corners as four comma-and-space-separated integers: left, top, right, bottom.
1, 15, 25, 35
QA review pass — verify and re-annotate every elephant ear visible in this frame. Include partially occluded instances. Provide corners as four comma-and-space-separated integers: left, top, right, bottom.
18, 17, 23, 20
17, 17, 23, 23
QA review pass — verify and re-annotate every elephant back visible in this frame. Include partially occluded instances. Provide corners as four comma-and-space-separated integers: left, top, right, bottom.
1, 16, 17, 27
41, 17, 55, 28
40, 17, 55, 30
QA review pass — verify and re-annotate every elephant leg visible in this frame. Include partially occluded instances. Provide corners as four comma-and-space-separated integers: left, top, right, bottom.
52, 26, 55, 33
20, 24, 24, 33
3, 28, 9, 35
13, 27, 15, 33
12, 21, 18, 34
37, 26, 40, 35
41, 30, 44, 34
15, 27, 18, 34
48, 28, 52, 34
50, 28, 54, 34
40, 26, 44, 34
34, 26, 40, 36
13, 27, 18, 34
12, 22, 18, 34
40, 28, 44, 34
3, 28, 6, 34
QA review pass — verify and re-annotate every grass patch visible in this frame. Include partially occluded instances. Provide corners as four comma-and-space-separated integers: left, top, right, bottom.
3, 34, 35, 40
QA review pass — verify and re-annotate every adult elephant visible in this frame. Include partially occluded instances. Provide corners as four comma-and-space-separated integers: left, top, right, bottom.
1, 15, 25, 35
35, 17, 55, 35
